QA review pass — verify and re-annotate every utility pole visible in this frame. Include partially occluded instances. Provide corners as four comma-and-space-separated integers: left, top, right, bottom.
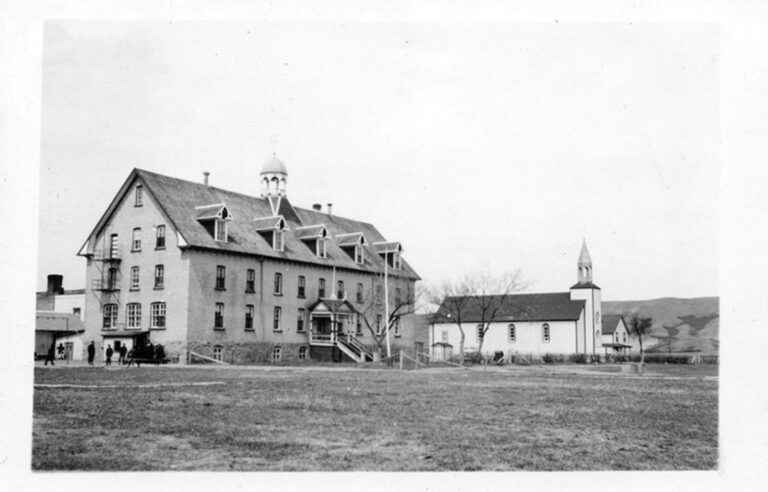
384, 254, 391, 357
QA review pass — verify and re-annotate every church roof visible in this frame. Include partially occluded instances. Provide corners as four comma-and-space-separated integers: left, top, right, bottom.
79, 168, 419, 280
261, 155, 287, 175
578, 239, 592, 265
435, 292, 585, 323
601, 314, 624, 334
570, 281, 601, 290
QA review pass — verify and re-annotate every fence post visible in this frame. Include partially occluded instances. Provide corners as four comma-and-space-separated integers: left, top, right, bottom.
399, 349, 404, 370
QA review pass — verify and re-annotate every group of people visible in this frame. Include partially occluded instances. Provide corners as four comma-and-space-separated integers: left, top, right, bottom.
43, 340, 166, 367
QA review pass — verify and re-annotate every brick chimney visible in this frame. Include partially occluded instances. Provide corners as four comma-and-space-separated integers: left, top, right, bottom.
326, 203, 333, 215
312, 203, 322, 211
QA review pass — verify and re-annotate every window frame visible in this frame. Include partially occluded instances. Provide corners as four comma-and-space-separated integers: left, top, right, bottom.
154, 264, 164, 290
150, 302, 166, 329
155, 225, 166, 249
318, 278, 326, 298
102, 303, 118, 329
214, 218, 228, 242
273, 229, 284, 251
273, 306, 282, 332
508, 323, 516, 343
316, 238, 327, 258
245, 304, 254, 331
298, 345, 308, 360
336, 280, 344, 300
356, 283, 364, 303
245, 269, 256, 293
134, 185, 143, 207
356, 314, 363, 335
476, 324, 483, 342
272, 345, 282, 362
215, 265, 226, 290
543, 323, 551, 343
126, 303, 142, 330
130, 266, 140, 291
131, 227, 142, 252
273, 272, 283, 295
297, 275, 306, 298
214, 302, 224, 329
213, 345, 223, 362
296, 308, 305, 332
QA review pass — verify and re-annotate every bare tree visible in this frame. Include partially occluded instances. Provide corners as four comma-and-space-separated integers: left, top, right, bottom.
429, 270, 528, 364
627, 313, 653, 366
358, 276, 418, 358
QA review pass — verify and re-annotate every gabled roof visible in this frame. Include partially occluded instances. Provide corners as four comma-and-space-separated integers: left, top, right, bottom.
373, 241, 402, 253
195, 203, 230, 220
307, 298, 359, 314
601, 314, 625, 335
295, 224, 327, 240
435, 292, 585, 323
336, 232, 366, 247
252, 215, 286, 231
80, 168, 419, 280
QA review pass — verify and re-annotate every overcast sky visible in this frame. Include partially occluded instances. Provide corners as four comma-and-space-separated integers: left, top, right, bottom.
37, 20, 719, 300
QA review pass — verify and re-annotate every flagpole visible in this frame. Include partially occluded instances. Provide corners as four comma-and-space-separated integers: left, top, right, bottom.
384, 254, 391, 357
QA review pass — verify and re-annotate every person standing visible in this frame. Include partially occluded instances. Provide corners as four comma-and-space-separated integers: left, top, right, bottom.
44, 343, 56, 366
105, 345, 113, 366
57, 343, 65, 360
119, 344, 127, 365
87, 341, 96, 366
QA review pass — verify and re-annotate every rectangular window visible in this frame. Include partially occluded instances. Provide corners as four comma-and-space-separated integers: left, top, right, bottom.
393, 318, 400, 337
273, 230, 284, 251
318, 278, 326, 298
272, 345, 282, 362
316, 239, 327, 258
150, 302, 166, 329
298, 346, 308, 360
126, 303, 142, 329
508, 324, 516, 343
336, 280, 344, 300
154, 264, 164, 289
297, 275, 306, 298
297, 308, 305, 332
354, 245, 363, 264
476, 324, 483, 341
543, 323, 551, 343
130, 266, 140, 290
109, 233, 119, 259
213, 345, 223, 361
273, 272, 283, 295
102, 304, 118, 329
155, 225, 166, 249
356, 283, 364, 303
214, 302, 224, 329
273, 306, 282, 332
215, 219, 227, 242
376, 314, 383, 335
356, 314, 363, 335
72, 307, 81, 319
395, 287, 402, 307
246, 269, 255, 293
107, 267, 118, 290
135, 185, 143, 207
215, 265, 226, 290
131, 227, 142, 251
245, 304, 254, 330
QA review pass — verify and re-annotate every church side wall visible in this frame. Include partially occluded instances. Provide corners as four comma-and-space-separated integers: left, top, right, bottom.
431, 319, 581, 357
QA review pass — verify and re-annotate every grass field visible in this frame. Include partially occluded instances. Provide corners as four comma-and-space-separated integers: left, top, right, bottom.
32, 363, 718, 471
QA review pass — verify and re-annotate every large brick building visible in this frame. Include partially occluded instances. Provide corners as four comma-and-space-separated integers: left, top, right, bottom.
78, 157, 422, 363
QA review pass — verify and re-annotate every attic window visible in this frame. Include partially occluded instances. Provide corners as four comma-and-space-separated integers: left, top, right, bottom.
373, 241, 403, 270
254, 215, 287, 252
135, 185, 143, 207
336, 233, 366, 264
295, 225, 328, 258
195, 203, 231, 243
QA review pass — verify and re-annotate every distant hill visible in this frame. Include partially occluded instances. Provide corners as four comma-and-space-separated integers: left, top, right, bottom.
602, 297, 719, 354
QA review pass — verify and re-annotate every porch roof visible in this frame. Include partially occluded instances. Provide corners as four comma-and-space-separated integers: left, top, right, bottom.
307, 298, 359, 315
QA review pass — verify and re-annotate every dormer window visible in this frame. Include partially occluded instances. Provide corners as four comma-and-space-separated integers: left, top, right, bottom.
295, 224, 328, 258
195, 203, 232, 243
373, 241, 403, 270
336, 232, 366, 265
253, 215, 287, 252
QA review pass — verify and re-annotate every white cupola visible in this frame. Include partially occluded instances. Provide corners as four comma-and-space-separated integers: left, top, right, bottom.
260, 154, 288, 197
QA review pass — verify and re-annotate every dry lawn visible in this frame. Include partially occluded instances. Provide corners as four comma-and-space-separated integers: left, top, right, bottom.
32, 363, 717, 471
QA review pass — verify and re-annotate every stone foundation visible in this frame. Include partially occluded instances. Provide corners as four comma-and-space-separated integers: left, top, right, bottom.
187, 341, 313, 365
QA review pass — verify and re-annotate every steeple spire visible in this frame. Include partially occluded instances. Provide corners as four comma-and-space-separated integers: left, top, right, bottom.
577, 239, 593, 284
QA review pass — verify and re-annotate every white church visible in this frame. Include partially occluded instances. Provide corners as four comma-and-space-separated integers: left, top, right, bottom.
429, 241, 605, 359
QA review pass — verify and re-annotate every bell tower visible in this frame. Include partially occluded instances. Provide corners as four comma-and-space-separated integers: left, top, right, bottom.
260, 154, 288, 198
570, 239, 601, 357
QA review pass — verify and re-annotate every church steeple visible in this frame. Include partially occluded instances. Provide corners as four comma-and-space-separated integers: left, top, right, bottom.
577, 238, 593, 284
